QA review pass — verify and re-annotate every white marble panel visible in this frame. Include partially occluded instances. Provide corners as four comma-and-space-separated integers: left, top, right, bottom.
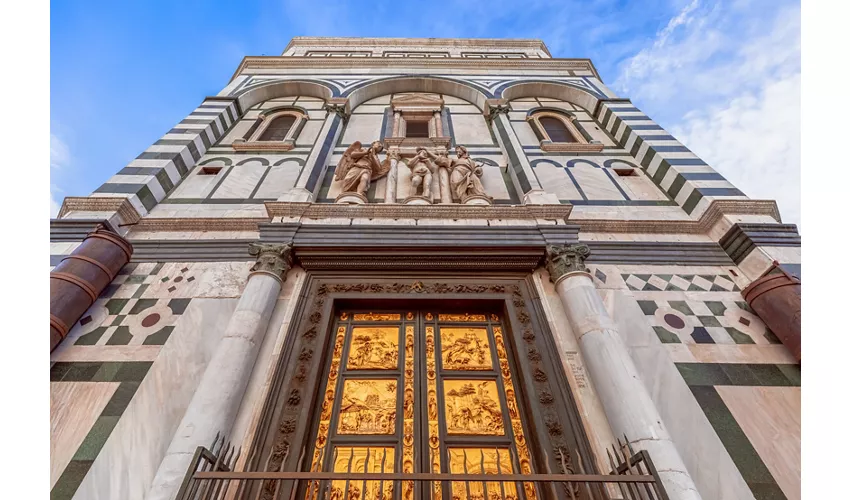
446, 104, 480, 114
716, 387, 800, 500
618, 172, 669, 201
480, 166, 509, 199
511, 120, 540, 146
351, 104, 388, 115
441, 95, 472, 105
531, 161, 582, 200
168, 167, 227, 199
341, 114, 384, 144
296, 120, 323, 146
211, 163, 267, 199
450, 114, 494, 145
571, 164, 626, 200
71, 299, 237, 500
51, 381, 120, 488
362, 95, 390, 105
253, 162, 302, 199
219, 120, 254, 145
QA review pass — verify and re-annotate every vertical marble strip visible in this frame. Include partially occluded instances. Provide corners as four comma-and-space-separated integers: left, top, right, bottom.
425, 325, 441, 497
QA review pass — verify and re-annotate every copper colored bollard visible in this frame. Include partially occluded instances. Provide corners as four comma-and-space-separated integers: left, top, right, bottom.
742, 262, 801, 361
49, 224, 133, 351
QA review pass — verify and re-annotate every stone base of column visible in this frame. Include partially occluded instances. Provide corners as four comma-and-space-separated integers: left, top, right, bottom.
278, 187, 314, 202
461, 194, 492, 206
402, 195, 432, 205
335, 192, 368, 205
523, 189, 560, 205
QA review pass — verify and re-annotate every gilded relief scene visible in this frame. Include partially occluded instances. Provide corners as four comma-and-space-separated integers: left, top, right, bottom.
440, 327, 493, 370
448, 448, 518, 500
444, 380, 505, 435
331, 447, 395, 500
347, 327, 400, 370
338, 379, 398, 435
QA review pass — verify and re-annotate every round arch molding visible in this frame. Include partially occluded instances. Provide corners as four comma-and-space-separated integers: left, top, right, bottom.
235, 80, 335, 113
345, 76, 490, 112
500, 81, 600, 113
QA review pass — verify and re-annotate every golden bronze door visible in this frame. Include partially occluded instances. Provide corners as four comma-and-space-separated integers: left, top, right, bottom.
307, 310, 535, 500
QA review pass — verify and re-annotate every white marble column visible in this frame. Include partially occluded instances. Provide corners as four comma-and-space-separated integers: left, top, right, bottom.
438, 167, 452, 204
385, 150, 399, 203
145, 244, 294, 500
546, 245, 702, 500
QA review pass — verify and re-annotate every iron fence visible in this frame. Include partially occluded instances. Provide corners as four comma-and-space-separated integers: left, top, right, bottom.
176, 435, 668, 500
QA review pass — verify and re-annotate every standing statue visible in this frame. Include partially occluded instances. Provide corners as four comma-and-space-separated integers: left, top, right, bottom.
335, 141, 391, 197
430, 145, 491, 202
406, 147, 437, 199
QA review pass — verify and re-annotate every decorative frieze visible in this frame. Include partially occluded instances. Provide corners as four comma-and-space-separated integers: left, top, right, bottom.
57, 196, 141, 225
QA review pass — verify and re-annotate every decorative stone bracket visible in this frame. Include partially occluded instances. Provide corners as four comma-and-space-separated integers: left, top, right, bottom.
484, 98, 511, 121
545, 244, 591, 283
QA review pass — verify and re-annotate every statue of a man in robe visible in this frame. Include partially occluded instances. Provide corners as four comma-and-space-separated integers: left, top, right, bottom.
335, 141, 391, 196
430, 145, 491, 202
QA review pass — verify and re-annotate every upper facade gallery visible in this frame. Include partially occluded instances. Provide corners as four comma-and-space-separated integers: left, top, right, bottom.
50, 38, 801, 500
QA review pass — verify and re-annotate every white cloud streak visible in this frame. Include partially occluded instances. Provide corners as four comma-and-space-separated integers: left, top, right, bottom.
613, 0, 801, 226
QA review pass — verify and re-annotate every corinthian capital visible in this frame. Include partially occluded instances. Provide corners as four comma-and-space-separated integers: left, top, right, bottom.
248, 243, 294, 280
545, 244, 591, 283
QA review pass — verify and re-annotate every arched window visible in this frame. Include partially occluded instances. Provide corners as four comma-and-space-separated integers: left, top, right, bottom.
539, 116, 576, 143
258, 114, 296, 141
233, 108, 308, 151
526, 109, 603, 152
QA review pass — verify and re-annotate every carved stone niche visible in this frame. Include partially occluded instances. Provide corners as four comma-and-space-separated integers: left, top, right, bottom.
385, 93, 451, 150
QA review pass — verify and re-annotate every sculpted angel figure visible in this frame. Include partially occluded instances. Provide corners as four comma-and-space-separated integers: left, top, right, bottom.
406, 147, 437, 198
335, 140, 391, 197
429, 145, 491, 202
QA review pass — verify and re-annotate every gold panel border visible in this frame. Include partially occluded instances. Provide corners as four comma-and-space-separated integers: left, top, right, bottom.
425, 325, 441, 497
438, 313, 487, 322
403, 324, 415, 500
353, 312, 402, 321
310, 325, 347, 473
493, 326, 536, 500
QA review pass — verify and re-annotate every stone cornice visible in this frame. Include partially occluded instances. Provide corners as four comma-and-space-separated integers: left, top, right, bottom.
123, 199, 779, 237
571, 200, 781, 235
263, 202, 574, 221
282, 37, 552, 56
230, 57, 600, 82
57, 197, 141, 225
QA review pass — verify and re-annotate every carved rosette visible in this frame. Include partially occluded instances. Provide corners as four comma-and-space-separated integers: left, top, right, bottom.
248, 243, 294, 281
545, 244, 591, 284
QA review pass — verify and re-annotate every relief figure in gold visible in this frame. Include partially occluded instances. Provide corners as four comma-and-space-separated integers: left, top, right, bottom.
347, 327, 399, 370
441, 327, 492, 370
444, 380, 505, 435
338, 380, 397, 435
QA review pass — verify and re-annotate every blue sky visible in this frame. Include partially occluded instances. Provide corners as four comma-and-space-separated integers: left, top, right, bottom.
50, 0, 801, 225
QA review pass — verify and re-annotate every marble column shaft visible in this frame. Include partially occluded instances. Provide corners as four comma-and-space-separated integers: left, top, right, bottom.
385, 156, 398, 203
547, 245, 702, 500
439, 167, 452, 204
145, 244, 293, 500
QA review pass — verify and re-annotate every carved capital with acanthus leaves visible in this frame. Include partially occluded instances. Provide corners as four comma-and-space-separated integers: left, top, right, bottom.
545, 244, 591, 283
248, 243, 294, 280
324, 98, 351, 122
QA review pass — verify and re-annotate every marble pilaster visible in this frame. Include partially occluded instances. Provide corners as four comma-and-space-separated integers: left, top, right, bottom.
145, 244, 294, 500
546, 244, 702, 500
438, 166, 452, 204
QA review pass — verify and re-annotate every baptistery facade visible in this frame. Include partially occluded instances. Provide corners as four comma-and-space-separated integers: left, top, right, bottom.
50, 38, 801, 500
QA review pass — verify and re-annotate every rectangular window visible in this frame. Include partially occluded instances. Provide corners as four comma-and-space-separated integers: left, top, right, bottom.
199, 166, 222, 175
405, 121, 430, 138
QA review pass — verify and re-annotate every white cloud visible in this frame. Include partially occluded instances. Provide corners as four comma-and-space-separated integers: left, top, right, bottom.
613, 0, 801, 226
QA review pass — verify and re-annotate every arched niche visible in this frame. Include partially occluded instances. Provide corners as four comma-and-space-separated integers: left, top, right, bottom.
500, 81, 600, 114
346, 77, 489, 112
235, 80, 335, 114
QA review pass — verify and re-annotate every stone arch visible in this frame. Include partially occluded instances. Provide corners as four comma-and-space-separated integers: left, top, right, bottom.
566, 159, 601, 169
235, 157, 270, 166
234, 80, 335, 114
473, 157, 500, 166
198, 157, 233, 166
499, 81, 601, 113
345, 76, 489, 112
603, 159, 640, 170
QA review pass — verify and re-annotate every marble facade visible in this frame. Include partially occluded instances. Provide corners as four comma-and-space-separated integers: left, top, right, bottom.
50, 37, 800, 500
